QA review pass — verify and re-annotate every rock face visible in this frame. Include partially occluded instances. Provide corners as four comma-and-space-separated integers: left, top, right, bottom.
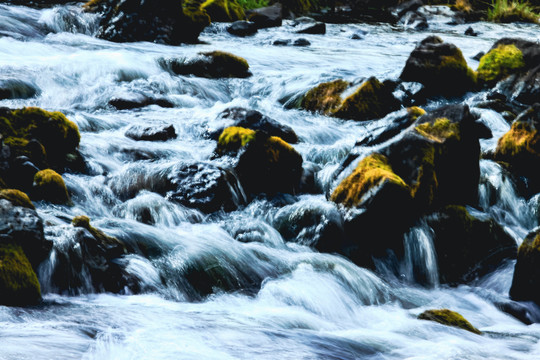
161, 51, 251, 78
510, 228, 540, 305
400, 36, 477, 97
418, 309, 482, 335
85, 0, 210, 44
246, 3, 282, 29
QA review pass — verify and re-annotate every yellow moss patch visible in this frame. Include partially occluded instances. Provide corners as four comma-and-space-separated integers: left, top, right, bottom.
72, 215, 125, 249
333, 77, 389, 121
300, 79, 350, 114
454, 0, 472, 12
201, 50, 249, 70
201, 0, 245, 21
217, 126, 256, 154
416, 118, 461, 143
0, 189, 35, 209
418, 309, 482, 334
183, 0, 212, 26
0, 243, 41, 306
477, 44, 525, 84
407, 106, 426, 121
264, 136, 296, 164
331, 153, 409, 208
496, 121, 538, 158
33, 169, 71, 205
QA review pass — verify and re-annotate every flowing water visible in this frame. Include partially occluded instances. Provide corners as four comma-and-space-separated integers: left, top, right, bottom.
2, 3, 540, 359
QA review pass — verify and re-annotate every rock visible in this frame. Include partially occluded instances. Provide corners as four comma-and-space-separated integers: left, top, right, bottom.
493, 104, 540, 192
212, 107, 298, 144
464, 26, 478, 36
0, 199, 50, 269
510, 228, 540, 305
293, 38, 311, 46
273, 39, 291, 46
477, 44, 525, 85
497, 65, 540, 106
235, 132, 303, 196
351, 33, 363, 40
0, 189, 34, 209
109, 96, 174, 110
215, 126, 256, 156
85, 0, 210, 44
400, 11, 429, 30
227, 21, 258, 37
247, 3, 282, 29
32, 169, 71, 205
200, 0, 245, 22
418, 309, 482, 335
0, 79, 39, 100
0, 107, 80, 173
301, 79, 351, 114
472, 51, 485, 61
165, 162, 246, 213
426, 205, 517, 284
72, 216, 127, 254
391, 0, 423, 19
8, 157, 41, 193
400, 36, 477, 97
160, 51, 251, 79
295, 22, 326, 35
125, 124, 177, 142
489, 38, 540, 71
0, 243, 41, 306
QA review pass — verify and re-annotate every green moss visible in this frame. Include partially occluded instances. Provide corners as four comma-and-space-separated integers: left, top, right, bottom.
418, 309, 482, 334
407, 106, 426, 121
0, 243, 41, 306
488, 0, 540, 24
201, 50, 249, 71
495, 120, 537, 158
183, 0, 212, 26
0, 189, 35, 209
201, 0, 245, 21
477, 44, 525, 84
32, 169, 71, 205
331, 153, 409, 208
217, 126, 256, 155
300, 79, 350, 115
416, 117, 461, 143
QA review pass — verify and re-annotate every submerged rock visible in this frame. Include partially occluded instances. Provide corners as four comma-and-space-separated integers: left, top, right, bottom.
0, 79, 39, 100
125, 125, 177, 142
418, 309, 482, 334
160, 51, 251, 79
510, 228, 540, 305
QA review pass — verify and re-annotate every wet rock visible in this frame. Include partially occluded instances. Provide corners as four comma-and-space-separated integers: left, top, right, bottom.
351, 33, 363, 40
0, 79, 39, 100
0, 243, 41, 306
464, 26, 478, 36
477, 43, 525, 85
498, 65, 540, 106
400, 11, 428, 30
125, 124, 177, 142
510, 228, 540, 306
200, 0, 245, 22
295, 22, 326, 35
32, 169, 71, 205
418, 309, 482, 334
426, 205, 517, 284
84, 0, 210, 44
273, 39, 291, 46
472, 51, 485, 61
109, 95, 174, 110
391, 0, 423, 19
212, 107, 298, 144
215, 126, 256, 156
293, 38, 311, 46
165, 162, 246, 213
246, 3, 282, 29
227, 21, 258, 37
400, 36, 477, 97
160, 51, 251, 79
0, 189, 34, 209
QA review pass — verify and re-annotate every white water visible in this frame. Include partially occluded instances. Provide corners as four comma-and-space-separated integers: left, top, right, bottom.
2, 3, 540, 359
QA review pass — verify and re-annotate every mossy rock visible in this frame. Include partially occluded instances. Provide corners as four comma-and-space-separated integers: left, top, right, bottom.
32, 169, 71, 205
407, 106, 426, 121
418, 309, 481, 334
0, 243, 41, 306
0, 189, 34, 209
510, 228, 540, 305
300, 79, 350, 115
201, 0, 245, 22
333, 77, 400, 121
163, 51, 251, 79
216, 126, 256, 155
415, 117, 460, 143
72, 215, 127, 251
0, 107, 80, 170
400, 36, 477, 96
477, 44, 525, 85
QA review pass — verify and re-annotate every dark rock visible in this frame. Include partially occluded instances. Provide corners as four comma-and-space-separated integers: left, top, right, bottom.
391, 0, 423, 19
160, 51, 251, 79
510, 227, 540, 306
10, 157, 40, 192
400, 11, 429, 30
212, 107, 298, 144
351, 33, 363, 40
273, 39, 291, 46
464, 26, 478, 36
0, 79, 39, 100
498, 65, 540, 106
246, 3, 282, 29
165, 162, 246, 213
200, 0, 245, 22
472, 51, 485, 61
293, 38, 311, 46
125, 124, 177, 142
296, 22, 326, 35
109, 95, 174, 110
227, 21, 258, 37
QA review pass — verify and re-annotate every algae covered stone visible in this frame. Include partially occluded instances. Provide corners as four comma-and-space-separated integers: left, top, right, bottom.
0, 189, 34, 209
418, 309, 481, 334
477, 44, 525, 84
162, 51, 251, 78
300, 79, 350, 115
0, 243, 41, 306
33, 169, 71, 205
216, 126, 256, 155
510, 228, 540, 305
201, 0, 245, 22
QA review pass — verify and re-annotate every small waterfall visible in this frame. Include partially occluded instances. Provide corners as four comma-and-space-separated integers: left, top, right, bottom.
402, 223, 439, 287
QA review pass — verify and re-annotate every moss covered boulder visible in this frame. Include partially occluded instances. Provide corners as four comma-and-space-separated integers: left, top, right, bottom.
301, 77, 400, 121
161, 51, 251, 78
0, 243, 41, 306
201, 0, 245, 22
510, 228, 540, 305
216, 126, 256, 155
400, 36, 477, 97
0, 189, 34, 209
477, 44, 525, 85
418, 309, 481, 334
32, 169, 71, 205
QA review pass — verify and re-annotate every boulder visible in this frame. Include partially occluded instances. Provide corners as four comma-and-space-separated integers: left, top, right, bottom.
0, 79, 39, 100
418, 309, 482, 335
0, 244, 41, 306
84, 0, 210, 44
510, 228, 540, 305
247, 3, 282, 29
477, 44, 525, 85
227, 21, 258, 37
160, 51, 251, 78
211, 107, 298, 144
293, 38, 311, 46
32, 169, 71, 205
109, 96, 174, 110
426, 205, 517, 284
400, 36, 477, 97
200, 0, 245, 22
301, 79, 351, 114
295, 22, 326, 35
125, 124, 177, 142
0, 189, 34, 209
215, 126, 256, 156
